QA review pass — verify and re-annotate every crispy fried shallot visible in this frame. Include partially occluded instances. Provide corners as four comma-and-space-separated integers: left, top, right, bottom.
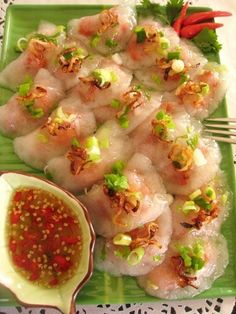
128, 222, 160, 250
58, 47, 83, 73
103, 185, 140, 226
168, 143, 193, 172
171, 256, 197, 288
66, 145, 90, 175
98, 9, 119, 34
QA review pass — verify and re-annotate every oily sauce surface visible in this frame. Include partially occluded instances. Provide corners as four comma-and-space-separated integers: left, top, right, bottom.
7, 187, 82, 288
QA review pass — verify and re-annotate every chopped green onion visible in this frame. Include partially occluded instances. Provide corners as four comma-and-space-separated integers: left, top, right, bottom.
90, 33, 101, 48
201, 83, 210, 95
186, 132, 199, 150
71, 137, 80, 148
180, 73, 190, 84
151, 74, 161, 85
113, 233, 132, 246
167, 51, 180, 61
127, 247, 145, 265
17, 77, 33, 97
118, 106, 130, 129
36, 133, 48, 143
92, 68, 117, 87
182, 200, 199, 215
111, 99, 121, 108
205, 186, 216, 200
30, 107, 44, 118
153, 255, 161, 262
134, 26, 147, 43
178, 246, 192, 267
221, 191, 229, 205
104, 173, 129, 192
105, 38, 118, 48
112, 160, 125, 175
134, 84, 151, 100
160, 37, 170, 50
114, 246, 131, 259
98, 136, 110, 149
156, 110, 175, 129
193, 196, 212, 211
85, 136, 101, 163
15, 37, 28, 52
189, 189, 202, 201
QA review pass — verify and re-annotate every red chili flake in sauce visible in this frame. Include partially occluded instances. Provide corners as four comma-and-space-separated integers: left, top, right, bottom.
7, 188, 82, 288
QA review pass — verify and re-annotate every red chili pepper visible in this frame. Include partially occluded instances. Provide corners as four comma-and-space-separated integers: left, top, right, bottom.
10, 211, 21, 224
180, 23, 223, 39
13, 191, 22, 202
173, 2, 189, 35
183, 11, 232, 26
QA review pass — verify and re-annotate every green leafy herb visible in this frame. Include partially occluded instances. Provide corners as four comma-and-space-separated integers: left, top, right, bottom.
111, 99, 121, 109
134, 26, 147, 43
166, 0, 184, 24
138, 0, 170, 25
105, 38, 118, 48
192, 28, 222, 54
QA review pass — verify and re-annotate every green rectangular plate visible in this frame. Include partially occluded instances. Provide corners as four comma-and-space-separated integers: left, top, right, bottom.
0, 4, 236, 306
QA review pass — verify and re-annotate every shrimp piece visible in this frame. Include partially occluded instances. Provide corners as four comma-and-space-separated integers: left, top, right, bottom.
0, 69, 64, 138
79, 153, 172, 238
93, 82, 162, 133
94, 206, 172, 276
175, 62, 228, 120
137, 234, 228, 299
171, 173, 230, 239
0, 22, 65, 91
67, 4, 136, 55
121, 18, 180, 70
71, 58, 132, 109
13, 97, 96, 170
46, 120, 134, 194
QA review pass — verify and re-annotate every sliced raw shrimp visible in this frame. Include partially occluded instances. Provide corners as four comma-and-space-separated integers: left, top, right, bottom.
79, 153, 172, 238
45, 120, 134, 194
94, 206, 172, 276
71, 58, 132, 109
171, 172, 230, 239
0, 69, 64, 138
67, 4, 136, 55
0, 22, 65, 91
121, 18, 180, 70
93, 82, 162, 133
175, 62, 228, 119
137, 234, 228, 299
13, 97, 96, 170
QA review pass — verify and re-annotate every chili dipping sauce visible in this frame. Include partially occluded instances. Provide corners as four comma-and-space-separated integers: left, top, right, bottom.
7, 187, 82, 288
